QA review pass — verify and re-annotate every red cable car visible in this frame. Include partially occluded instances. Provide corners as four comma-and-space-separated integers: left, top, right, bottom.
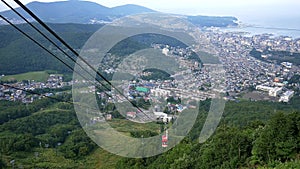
162, 130, 168, 147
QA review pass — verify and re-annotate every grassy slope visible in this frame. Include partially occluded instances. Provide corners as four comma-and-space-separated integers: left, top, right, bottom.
108, 119, 160, 134
1, 71, 49, 82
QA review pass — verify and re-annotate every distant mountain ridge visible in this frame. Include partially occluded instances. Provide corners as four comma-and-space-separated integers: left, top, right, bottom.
0, 0, 238, 27
0, 1, 155, 24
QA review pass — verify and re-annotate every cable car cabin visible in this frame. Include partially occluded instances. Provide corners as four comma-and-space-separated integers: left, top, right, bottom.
162, 134, 168, 147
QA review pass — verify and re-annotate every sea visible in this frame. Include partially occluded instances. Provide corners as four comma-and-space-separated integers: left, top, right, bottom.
219, 16, 300, 39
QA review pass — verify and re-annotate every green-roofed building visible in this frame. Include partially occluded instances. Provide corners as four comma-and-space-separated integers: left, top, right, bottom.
136, 87, 149, 93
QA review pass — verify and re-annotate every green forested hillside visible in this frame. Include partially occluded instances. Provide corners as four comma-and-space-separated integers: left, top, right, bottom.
0, 23, 103, 75
116, 98, 300, 169
0, 95, 299, 168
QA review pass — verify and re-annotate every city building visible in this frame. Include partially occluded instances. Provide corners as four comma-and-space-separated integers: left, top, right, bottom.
256, 85, 283, 97
279, 91, 295, 102
126, 112, 137, 119
281, 62, 293, 69
135, 87, 150, 93
269, 87, 282, 97
151, 88, 171, 97
154, 112, 173, 123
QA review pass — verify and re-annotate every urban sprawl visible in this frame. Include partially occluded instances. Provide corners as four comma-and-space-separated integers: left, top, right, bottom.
1, 29, 299, 122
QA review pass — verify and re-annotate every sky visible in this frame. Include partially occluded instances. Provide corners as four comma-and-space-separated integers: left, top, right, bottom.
1, 0, 300, 27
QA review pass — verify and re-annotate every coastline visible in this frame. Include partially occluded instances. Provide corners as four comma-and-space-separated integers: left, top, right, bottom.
218, 21, 300, 39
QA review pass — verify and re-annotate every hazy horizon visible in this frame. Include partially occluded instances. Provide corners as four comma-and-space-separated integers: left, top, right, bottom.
1, 0, 300, 29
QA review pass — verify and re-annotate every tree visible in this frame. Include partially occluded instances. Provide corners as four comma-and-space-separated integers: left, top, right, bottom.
251, 112, 299, 165
0, 158, 6, 168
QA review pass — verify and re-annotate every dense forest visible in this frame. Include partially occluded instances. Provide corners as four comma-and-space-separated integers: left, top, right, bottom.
141, 68, 174, 81
116, 98, 300, 169
0, 23, 104, 75
0, 93, 299, 168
